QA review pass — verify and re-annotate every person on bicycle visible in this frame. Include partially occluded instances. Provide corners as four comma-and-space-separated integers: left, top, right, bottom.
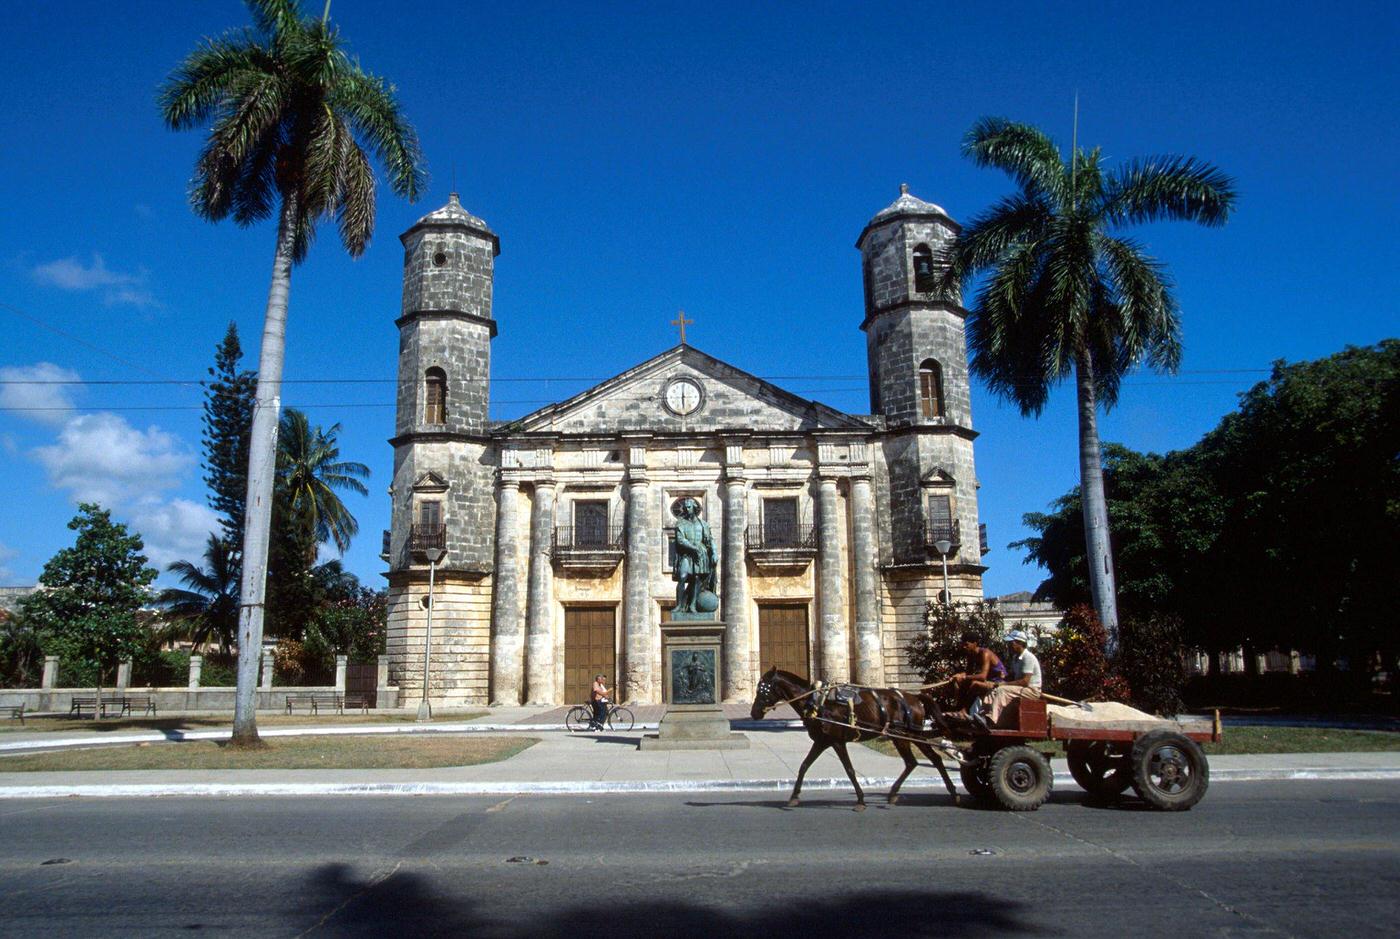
590, 673, 610, 731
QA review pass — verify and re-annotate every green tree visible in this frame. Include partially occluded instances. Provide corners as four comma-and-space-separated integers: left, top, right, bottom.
202, 323, 256, 555
160, 0, 424, 744
277, 408, 370, 559
20, 505, 157, 706
937, 117, 1235, 652
155, 534, 240, 654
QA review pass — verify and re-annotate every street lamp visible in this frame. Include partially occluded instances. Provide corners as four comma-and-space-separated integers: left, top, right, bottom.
417, 543, 446, 722
933, 537, 953, 605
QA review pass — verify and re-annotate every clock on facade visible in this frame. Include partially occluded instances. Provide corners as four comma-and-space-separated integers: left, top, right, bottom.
663, 377, 704, 416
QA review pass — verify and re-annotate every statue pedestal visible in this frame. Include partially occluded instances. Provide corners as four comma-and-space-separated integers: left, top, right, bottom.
639, 619, 749, 751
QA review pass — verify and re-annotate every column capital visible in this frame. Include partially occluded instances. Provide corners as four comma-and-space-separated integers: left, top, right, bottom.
626, 468, 650, 486
497, 470, 526, 489
531, 473, 557, 491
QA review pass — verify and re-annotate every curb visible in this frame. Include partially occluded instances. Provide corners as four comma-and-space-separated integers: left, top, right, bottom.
1, 767, 1397, 799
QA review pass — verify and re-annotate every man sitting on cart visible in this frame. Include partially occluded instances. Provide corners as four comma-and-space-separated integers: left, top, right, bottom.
983, 629, 1042, 727
949, 631, 1007, 729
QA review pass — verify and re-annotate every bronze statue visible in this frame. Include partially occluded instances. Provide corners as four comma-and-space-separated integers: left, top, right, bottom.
671, 496, 717, 614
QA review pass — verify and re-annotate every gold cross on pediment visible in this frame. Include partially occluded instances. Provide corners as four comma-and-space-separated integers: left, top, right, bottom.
671, 309, 693, 345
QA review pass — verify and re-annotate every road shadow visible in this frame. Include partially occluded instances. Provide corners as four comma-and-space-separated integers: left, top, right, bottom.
291, 862, 1053, 937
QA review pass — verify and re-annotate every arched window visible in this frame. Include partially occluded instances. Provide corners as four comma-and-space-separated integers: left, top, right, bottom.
912, 244, 935, 293
919, 359, 944, 419
424, 367, 447, 424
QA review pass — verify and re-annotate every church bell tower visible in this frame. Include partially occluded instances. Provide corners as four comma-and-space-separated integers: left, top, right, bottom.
859, 185, 984, 591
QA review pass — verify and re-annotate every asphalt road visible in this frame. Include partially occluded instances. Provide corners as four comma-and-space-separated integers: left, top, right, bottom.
2, 781, 1397, 938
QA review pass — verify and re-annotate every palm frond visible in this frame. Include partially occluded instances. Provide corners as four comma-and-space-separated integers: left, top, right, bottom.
934, 192, 1052, 293
246, 0, 307, 39
157, 35, 268, 131
1101, 156, 1236, 227
962, 117, 1067, 204
330, 71, 426, 200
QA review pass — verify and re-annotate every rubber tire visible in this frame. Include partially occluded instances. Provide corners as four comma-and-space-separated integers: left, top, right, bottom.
1129, 730, 1209, 811
565, 706, 592, 733
988, 745, 1053, 812
1066, 741, 1132, 799
608, 706, 635, 731
959, 761, 994, 801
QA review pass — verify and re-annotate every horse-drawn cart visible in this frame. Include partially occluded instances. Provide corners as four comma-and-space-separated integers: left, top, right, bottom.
956, 696, 1220, 812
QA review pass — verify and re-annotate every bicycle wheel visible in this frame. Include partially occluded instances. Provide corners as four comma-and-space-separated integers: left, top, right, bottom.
565, 705, 592, 733
607, 706, 635, 731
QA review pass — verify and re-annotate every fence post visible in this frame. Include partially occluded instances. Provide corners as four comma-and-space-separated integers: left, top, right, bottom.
116, 660, 132, 690
260, 652, 274, 690
42, 655, 59, 690
335, 654, 348, 692
188, 655, 203, 689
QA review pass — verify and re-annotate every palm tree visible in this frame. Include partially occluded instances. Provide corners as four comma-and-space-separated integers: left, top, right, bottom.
277, 408, 370, 560
159, 0, 424, 743
157, 535, 240, 655
937, 118, 1235, 653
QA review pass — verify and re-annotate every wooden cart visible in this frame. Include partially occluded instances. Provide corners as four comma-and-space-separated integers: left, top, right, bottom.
953, 697, 1220, 812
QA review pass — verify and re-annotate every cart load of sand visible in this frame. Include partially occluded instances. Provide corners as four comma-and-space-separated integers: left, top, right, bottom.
1047, 700, 1214, 735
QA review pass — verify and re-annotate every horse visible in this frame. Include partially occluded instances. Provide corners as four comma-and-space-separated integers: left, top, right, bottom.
750, 666, 960, 811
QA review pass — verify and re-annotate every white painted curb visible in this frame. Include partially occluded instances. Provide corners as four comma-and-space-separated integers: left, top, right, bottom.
0, 767, 1396, 799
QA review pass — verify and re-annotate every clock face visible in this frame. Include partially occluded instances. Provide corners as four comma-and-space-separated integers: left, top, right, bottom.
664, 378, 703, 415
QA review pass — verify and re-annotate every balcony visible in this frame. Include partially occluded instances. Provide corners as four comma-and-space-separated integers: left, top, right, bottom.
746, 521, 818, 571
979, 522, 990, 557
409, 523, 447, 562
552, 524, 625, 573
924, 518, 962, 558
380, 529, 392, 562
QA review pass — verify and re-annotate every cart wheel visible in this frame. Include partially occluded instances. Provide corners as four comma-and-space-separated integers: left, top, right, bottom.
988, 745, 1053, 811
1129, 730, 1209, 811
1066, 741, 1132, 800
565, 706, 592, 733
958, 760, 994, 801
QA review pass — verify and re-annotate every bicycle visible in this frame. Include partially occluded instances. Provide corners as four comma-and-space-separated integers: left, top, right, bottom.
566, 700, 635, 732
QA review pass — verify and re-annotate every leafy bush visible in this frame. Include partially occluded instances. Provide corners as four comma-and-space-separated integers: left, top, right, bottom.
1119, 612, 1188, 715
0, 610, 45, 688
200, 652, 238, 687
273, 638, 308, 685
1034, 605, 1131, 702
131, 648, 189, 687
907, 600, 1007, 683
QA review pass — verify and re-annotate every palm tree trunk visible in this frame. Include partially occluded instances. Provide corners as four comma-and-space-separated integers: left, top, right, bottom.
1074, 348, 1121, 654
231, 194, 297, 746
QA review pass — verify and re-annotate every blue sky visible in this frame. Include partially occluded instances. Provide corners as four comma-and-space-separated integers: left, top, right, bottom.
0, 1, 1395, 596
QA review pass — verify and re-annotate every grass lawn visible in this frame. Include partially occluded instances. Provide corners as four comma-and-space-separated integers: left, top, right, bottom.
0, 735, 537, 772
0, 711, 488, 735
863, 725, 1400, 758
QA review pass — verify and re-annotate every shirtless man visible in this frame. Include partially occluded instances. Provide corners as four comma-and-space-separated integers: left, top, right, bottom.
948, 631, 1007, 730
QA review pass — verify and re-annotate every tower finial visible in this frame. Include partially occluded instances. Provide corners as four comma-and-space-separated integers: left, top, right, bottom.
900, 182, 909, 195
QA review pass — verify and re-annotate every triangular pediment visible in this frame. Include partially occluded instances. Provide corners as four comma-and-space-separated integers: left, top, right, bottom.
411, 471, 449, 493
499, 345, 873, 437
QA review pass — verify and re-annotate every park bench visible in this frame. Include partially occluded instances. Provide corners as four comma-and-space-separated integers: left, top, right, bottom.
68, 696, 156, 718
342, 692, 372, 714
284, 693, 345, 715
2, 704, 24, 724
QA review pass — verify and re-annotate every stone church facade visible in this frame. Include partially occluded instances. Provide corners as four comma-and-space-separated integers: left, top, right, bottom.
384, 186, 987, 706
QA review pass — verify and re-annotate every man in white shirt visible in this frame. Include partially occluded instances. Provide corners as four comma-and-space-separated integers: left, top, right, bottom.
986, 629, 1043, 726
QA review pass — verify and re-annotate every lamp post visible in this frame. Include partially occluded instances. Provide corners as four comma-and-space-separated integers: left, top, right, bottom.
417, 544, 446, 722
933, 537, 952, 606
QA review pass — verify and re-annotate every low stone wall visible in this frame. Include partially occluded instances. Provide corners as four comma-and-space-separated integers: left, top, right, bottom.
0, 686, 400, 713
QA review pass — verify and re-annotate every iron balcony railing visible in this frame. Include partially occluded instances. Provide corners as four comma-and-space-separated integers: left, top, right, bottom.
746, 521, 818, 551
553, 524, 625, 552
409, 523, 447, 558
979, 522, 990, 556
924, 518, 962, 554
380, 529, 392, 561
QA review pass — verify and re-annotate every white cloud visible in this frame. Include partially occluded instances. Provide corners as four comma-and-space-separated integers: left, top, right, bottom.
127, 498, 220, 571
0, 362, 81, 426
31, 253, 157, 308
33, 412, 192, 506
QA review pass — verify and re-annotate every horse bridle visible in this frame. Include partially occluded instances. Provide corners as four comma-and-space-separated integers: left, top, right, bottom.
755, 676, 820, 716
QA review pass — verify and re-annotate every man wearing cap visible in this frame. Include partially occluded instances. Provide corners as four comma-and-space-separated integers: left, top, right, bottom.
985, 630, 1042, 727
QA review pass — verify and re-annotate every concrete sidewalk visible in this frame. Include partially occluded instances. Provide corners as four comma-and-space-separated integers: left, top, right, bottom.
2, 723, 1399, 798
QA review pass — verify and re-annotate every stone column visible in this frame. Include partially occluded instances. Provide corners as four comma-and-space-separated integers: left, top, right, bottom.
523, 477, 557, 704
42, 655, 58, 690
335, 654, 348, 692
116, 660, 132, 690
188, 654, 203, 689
721, 469, 750, 700
816, 475, 850, 683
622, 468, 654, 703
850, 473, 882, 686
490, 477, 525, 704
260, 652, 274, 690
